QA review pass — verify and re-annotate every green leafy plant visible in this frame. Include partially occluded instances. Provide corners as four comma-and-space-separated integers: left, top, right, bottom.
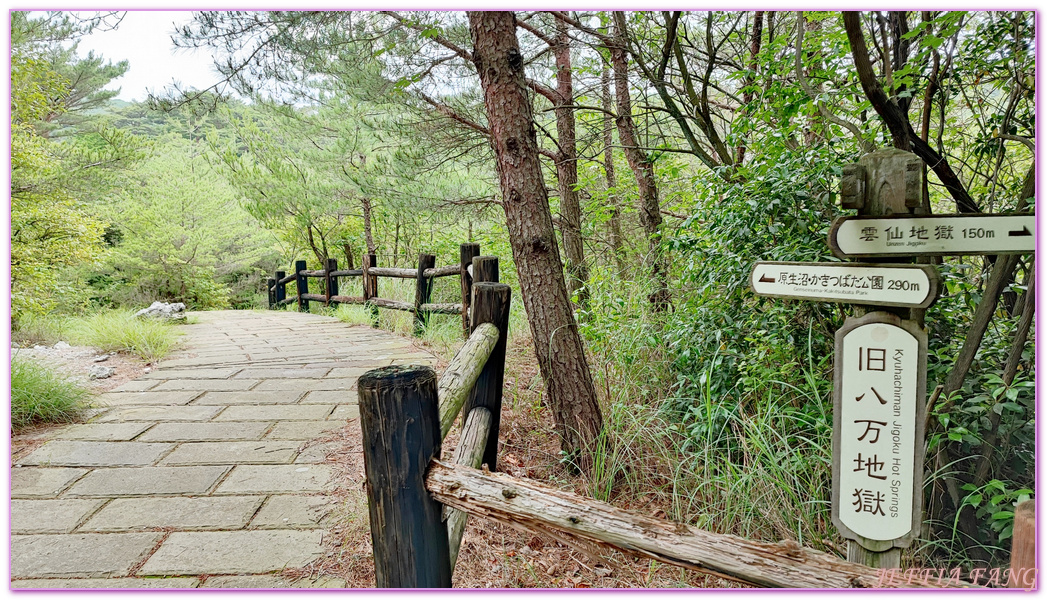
11, 355, 90, 428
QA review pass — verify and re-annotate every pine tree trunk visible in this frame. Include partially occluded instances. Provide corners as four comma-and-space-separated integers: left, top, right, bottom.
610, 14, 669, 310
361, 196, 376, 254
468, 10, 603, 466
553, 19, 588, 307
601, 62, 626, 280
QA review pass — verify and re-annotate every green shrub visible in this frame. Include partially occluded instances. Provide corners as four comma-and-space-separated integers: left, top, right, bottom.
11, 355, 90, 428
65, 309, 181, 363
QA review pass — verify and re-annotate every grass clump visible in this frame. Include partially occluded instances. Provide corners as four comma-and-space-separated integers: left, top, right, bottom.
65, 309, 181, 363
11, 355, 90, 428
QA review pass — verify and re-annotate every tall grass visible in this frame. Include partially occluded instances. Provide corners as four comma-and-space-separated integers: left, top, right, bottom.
11, 355, 90, 428
13, 310, 182, 363
64, 310, 181, 362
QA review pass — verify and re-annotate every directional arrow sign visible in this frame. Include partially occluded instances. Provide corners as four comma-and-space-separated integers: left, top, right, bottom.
750, 262, 939, 308
829, 214, 1035, 258
832, 312, 926, 549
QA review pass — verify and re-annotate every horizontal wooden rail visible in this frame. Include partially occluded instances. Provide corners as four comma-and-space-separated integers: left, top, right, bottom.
446, 407, 492, 568
330, 295, 365, 304
300, 293, 328, 302
437, 322, 500, 439
420, 302, 463, 315
367, 267, 418, 278
425, 264, 462, 278
331, 269, 363, 278
368, 297, 416, 312
277, 273, 297, 285
275, 297, 296, 307
426, 462, 977, 589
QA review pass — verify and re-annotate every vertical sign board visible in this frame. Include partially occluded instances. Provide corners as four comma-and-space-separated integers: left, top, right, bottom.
832, 312, 927, 550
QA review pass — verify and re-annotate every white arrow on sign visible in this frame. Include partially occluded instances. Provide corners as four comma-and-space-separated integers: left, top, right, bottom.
832, 312, 926, 549
829, 214, 1034, 258
750, 262, 939, 308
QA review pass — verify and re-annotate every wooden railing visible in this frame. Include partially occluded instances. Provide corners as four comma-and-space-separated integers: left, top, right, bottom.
267, 243, 497, 337
356, 276, 984, 589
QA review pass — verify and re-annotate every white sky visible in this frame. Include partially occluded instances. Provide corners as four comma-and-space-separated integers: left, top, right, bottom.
75, 10, 222, 103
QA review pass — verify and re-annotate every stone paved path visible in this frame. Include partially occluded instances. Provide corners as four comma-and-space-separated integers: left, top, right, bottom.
11, 310, 437, 589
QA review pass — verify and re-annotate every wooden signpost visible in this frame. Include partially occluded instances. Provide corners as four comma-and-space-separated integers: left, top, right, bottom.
829, 214, 1034, 258
750, 262, 939, 308
831, 312, 926, 556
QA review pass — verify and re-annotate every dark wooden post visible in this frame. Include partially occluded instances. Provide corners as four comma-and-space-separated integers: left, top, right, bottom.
839, 149, 926, 570
459, 243, 481, 338
463, 282, 510, 471
363, 253, 379, 327
358, 365, 451, 588
324, 257, 338, 306
274, 271, 286, 307
266, 277, 276, 309
414, 253, 436, 335
472, 255, 499, 284
294, 260, 309, 312
1009, 500, 1035, 588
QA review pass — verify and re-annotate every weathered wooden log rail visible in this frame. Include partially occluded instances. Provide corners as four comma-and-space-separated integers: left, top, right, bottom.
267, 243, 491, 337
356, 278, 987, 589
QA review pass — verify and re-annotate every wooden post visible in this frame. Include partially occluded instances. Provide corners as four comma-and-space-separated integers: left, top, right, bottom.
363, 253, 379, 327
266, 277, 276, 309
274, 271, 286, 307
358, 365, 451, 588
838, 149, 927, 570
324, 258, 338, 306
1009, 500, 1035, 588
472, 255, 499, 284
463, 282, 510, 472
295, 259, 309, 313
414, 253, 436, 335
459, 243, 480, 338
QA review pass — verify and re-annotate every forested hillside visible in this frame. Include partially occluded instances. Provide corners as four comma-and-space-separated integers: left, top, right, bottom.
10, 10, 1034, 579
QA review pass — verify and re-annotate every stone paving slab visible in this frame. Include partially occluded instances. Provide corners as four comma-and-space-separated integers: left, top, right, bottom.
215, 464, 334, 494
140, 367, 243, 380
138, 530, 325, 576
194, 391, 302, 405
329, 404, 361, 420
96, 405, 223, 423
96, 391, 200, 406
265, 420, 345, 440
108, 379, 160, 392
301, 390, 358, 404
11, 499, 105, 534
11, 533, 164, 578
252, 378, 357, 392
152, 379, 259, 392
233, 367, 331, 379
159, 441, 301, 466
11, 467, 89, 498
214, 404, 333, 422
11, 309, 440, 588
82, 496, 265, 532
11, 577, 201, 588
201, 575, 346, 588
51, 423, 153, 441
20, 441, 174, 467
137, 422, 271, 442
250, 495, 335, 529
65, 466, 230, 497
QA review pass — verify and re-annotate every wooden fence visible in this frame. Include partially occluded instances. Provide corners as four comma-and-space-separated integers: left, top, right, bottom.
355, 278, 998, 589
267, 243, 495, 337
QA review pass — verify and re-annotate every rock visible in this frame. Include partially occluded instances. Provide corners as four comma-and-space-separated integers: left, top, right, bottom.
92, 354, 112, 363
33, 345, 46, 351
135, 302, 187, 322
11, 342, 20, 349
88, 366, 116, 380
54, 341, 71, 349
